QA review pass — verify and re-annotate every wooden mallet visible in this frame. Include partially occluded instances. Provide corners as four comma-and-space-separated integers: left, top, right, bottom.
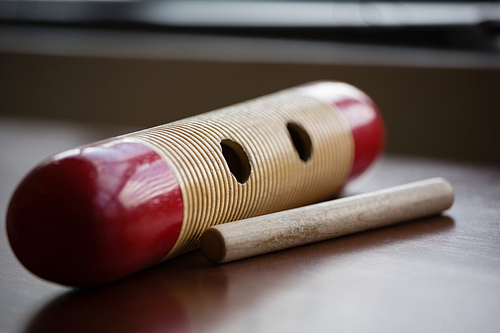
201, 177, 454, 263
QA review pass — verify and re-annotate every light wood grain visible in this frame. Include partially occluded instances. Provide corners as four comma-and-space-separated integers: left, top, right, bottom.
201, 178, 454, 263
126, 88, 353, 258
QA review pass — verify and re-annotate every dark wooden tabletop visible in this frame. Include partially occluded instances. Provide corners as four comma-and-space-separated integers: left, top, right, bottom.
1, 116, 499, 333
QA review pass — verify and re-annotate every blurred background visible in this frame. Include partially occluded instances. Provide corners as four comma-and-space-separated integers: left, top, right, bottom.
1, 0, 500, 163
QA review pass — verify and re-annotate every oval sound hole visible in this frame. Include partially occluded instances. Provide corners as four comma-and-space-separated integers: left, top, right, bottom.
287, 122, 313, 162
221, 139, 251, 184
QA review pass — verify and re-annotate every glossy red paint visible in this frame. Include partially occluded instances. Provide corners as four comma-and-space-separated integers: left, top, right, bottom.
298, 82, 385, 181
6, 139, 183, 286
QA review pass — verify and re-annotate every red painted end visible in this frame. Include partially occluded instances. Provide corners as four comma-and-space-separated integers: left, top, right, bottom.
298, 82, 385, 181
6, 139, 183, 286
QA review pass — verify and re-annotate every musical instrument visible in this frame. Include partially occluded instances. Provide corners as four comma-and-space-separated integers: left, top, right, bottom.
6, 81, 384, 286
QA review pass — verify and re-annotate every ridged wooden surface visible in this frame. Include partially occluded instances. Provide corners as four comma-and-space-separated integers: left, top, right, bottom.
126, 89, 354, 258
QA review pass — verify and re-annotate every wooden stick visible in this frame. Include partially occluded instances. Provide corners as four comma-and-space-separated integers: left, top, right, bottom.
200, 177, 454, 264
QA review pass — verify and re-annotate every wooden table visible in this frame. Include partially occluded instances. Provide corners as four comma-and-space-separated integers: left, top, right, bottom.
1, 116, 499, 333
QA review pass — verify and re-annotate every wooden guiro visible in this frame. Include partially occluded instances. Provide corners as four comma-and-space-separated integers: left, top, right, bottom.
6, 82, 384, 286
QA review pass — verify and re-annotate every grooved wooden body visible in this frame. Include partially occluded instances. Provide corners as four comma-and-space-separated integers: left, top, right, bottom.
200, 178, 454, 264
7, 81, 384, 286
126, 89, 354, 258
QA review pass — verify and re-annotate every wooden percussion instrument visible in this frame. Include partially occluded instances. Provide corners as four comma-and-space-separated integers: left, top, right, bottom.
6, 82, 384, 286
